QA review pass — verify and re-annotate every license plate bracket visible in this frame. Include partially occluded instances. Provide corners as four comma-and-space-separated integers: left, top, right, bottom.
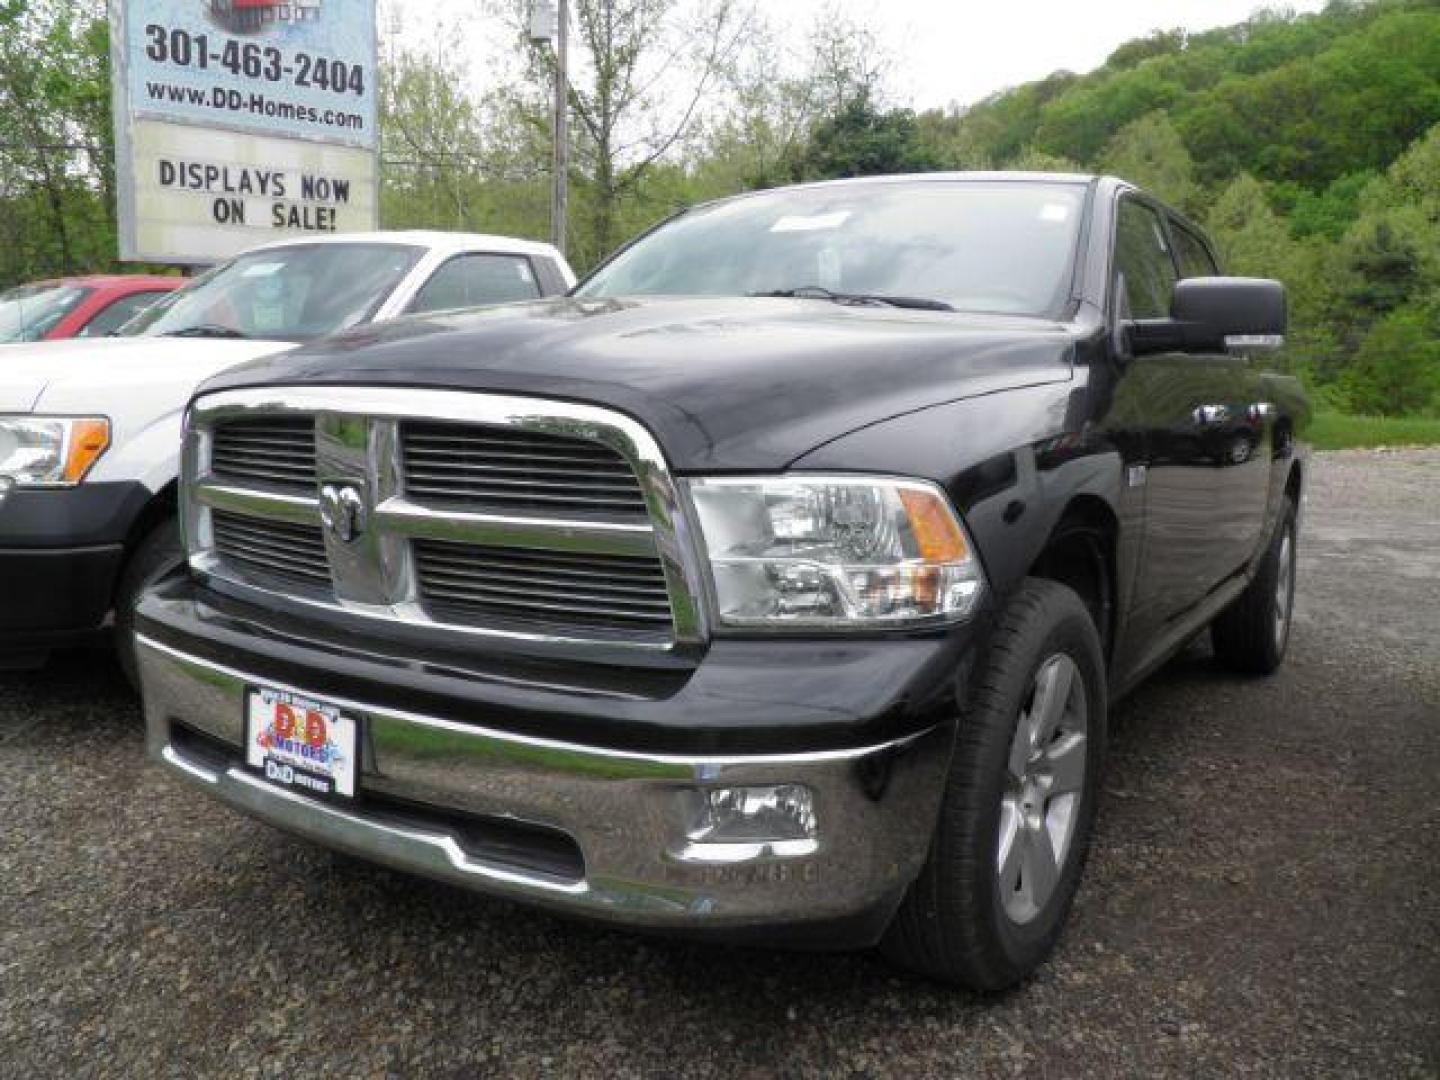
244, 686, 359, 800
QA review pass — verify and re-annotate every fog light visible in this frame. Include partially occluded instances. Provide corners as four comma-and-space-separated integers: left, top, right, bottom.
686, 784, 817, 846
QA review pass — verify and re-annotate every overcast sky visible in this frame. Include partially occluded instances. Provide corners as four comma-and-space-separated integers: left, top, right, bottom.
397, 1, 1328, 111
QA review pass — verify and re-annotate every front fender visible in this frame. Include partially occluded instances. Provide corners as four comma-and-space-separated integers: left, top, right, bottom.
85, 407, 182, 494
790, 379, 1124, 601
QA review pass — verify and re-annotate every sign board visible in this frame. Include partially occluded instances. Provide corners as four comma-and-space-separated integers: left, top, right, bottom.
110, 0, 379, 264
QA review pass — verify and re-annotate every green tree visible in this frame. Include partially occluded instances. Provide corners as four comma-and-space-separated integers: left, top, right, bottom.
1003, 148, 1082, 173
790, 92, 942, 181
1340, 303, 1440, 416
0, 0, 113, 284
1098, 111, 1198, 212
1283, 171, 1378, 241
1205, 174, 1296, 276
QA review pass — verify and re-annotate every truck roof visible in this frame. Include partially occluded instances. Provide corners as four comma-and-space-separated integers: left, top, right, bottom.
245, 230, 564, 261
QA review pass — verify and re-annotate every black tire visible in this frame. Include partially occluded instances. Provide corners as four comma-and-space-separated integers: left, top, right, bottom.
114, 517, 184, 691
882, 578, 1108, 990
1211, 495, 1297, 676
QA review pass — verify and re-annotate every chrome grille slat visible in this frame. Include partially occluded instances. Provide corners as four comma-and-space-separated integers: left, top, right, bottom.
400, 489, 642, 512
407, 473, 643, 493
425, 594, 674, 627
399, 459, 634, 479
212, 417, 317, 493
210, 442, 317, 460
416, 551, 668, 585
405, 434, 620, 453
401, 421, 649, 516
414, 538, 673, 631
208, 466, 315, 486
424, 580, 674, 613
212, 511, 330, 587
419, 568, 674, 604
405, 450, 632, 469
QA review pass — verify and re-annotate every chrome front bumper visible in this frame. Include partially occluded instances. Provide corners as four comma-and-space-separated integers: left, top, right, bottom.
138, 635, 954, 938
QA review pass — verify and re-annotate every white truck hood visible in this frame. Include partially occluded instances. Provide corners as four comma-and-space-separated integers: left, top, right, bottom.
0, 335, 296, 489
1, 336, 288, 409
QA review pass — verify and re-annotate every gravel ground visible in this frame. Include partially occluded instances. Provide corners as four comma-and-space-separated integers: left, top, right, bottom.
1, 449, 1436, 1078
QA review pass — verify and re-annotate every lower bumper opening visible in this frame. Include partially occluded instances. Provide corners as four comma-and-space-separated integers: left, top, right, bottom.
168, 719, 586, 884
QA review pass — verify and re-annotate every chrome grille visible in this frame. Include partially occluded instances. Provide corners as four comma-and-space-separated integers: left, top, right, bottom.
211, 510, 330, 589
415, 539, 673, 631
211, 417, 317, 491
401, 421, 648, 516
184, 387, 705, 652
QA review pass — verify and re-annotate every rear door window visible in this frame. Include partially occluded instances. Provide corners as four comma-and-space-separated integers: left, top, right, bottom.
409, 254, 543, 314
1170, 222, 1220, 278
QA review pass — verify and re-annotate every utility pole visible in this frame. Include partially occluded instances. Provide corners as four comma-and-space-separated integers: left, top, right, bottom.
550, 0, 570, 257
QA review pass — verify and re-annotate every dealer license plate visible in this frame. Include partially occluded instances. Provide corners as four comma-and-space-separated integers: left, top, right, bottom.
245, 687, 358, 799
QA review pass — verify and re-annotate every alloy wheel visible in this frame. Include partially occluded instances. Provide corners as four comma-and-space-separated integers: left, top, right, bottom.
997, 653, 1089, 925
1274, 529, 1295, 652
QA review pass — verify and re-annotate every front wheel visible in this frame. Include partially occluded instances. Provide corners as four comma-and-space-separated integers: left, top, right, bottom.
114, 517, 184, 691
882, 578, 1108, 990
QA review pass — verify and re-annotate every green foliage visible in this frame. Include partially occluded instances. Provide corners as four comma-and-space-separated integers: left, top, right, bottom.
1098, 112, 1198, 212
789, 93, 943, 181
0, 0, 115, 283
1105, 29, 1188, 73
944, 0, 1440, 194
1340, 303, 1440, 416
1205, 174, 1297, 276
1034, 66, 1183, 165
919, 0, 1440, 417
1307, 410, 1440, 450
1282, 171, 1377, 240
1002, 148, 1082, 173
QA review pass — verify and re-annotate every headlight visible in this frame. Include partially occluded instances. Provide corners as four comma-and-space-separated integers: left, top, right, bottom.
689, 475, 984, 628
0, 417, 111, 487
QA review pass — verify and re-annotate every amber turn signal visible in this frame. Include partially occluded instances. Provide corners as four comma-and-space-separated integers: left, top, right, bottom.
63, 419, 111, 484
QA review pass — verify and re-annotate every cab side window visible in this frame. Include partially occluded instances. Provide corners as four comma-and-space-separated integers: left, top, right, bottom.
1169, 222, 1220, 279
410, 254, 543, 315
1113, 199, 1178, 319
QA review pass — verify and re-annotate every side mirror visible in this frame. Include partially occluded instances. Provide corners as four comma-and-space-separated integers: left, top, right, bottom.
1129, 277, 1287, 357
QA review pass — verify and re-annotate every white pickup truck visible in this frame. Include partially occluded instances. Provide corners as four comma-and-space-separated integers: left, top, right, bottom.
0, 231, 574, 682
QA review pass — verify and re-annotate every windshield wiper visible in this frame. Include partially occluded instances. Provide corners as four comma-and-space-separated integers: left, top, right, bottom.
749, 286, 955, 312
163, 324, 250, 339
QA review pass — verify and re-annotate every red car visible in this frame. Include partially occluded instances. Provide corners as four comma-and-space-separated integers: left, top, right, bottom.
0, 276, 180, 343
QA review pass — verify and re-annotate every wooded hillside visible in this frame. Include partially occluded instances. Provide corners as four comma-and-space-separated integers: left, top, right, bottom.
2, 0, 1436, 413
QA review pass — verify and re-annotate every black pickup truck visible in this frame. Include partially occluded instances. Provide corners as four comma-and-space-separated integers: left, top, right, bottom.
137, 173, 1307, 989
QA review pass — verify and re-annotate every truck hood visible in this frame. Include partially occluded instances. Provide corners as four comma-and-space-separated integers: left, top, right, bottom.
0, 335, 293, 414
201, 297, 1077, 470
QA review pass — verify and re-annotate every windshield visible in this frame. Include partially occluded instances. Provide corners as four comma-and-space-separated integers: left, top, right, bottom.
121, 243, 425, 341
578, 181, 1087, 317
0, 284, 91, 342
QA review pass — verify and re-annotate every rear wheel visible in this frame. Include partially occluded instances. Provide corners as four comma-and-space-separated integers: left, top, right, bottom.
882, 578, 1107, 990
114, 517, 184, 691
1211, 495, 1297, 675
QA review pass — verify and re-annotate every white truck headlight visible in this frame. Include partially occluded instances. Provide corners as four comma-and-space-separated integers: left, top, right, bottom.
0, 416, 111, 487
689, 475, 984, 628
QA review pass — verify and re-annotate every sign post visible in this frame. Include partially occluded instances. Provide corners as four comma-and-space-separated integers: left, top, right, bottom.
529, 0, 568, 257
110, 0, 379, 266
